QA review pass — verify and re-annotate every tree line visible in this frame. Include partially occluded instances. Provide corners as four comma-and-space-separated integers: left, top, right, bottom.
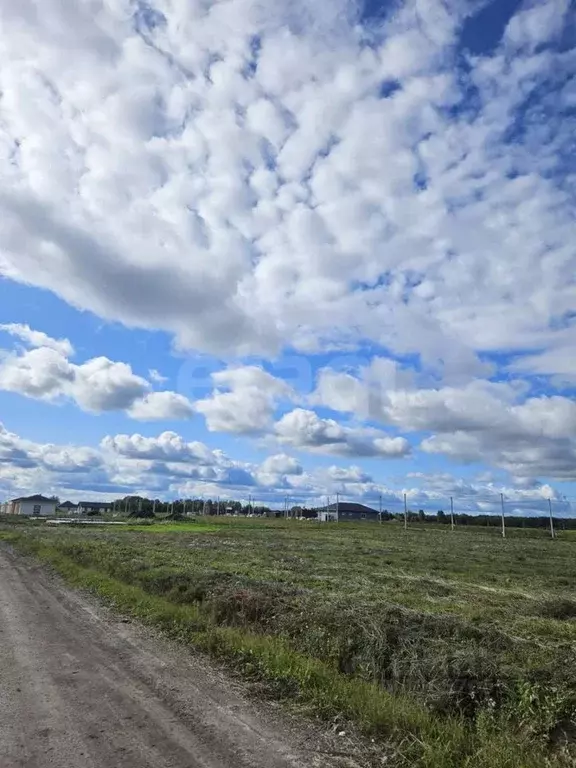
109, 496, 576, 528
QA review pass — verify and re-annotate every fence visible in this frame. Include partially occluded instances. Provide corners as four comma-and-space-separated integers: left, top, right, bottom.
282, 491, 576, 539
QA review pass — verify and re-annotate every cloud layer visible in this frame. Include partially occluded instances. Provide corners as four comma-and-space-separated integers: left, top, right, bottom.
0, 422, 567, 517
312, 362, 576, 481
0, 0, 574, 371
0, 1, 574, 497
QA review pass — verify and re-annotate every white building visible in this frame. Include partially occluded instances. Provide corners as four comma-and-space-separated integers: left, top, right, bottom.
7, 495, 57, 517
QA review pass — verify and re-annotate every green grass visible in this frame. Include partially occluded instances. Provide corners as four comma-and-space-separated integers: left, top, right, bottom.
122, 522, 220, 533
2, 517, 576, 767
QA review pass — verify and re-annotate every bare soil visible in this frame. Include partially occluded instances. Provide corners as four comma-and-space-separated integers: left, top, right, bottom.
0, 547, 363, 768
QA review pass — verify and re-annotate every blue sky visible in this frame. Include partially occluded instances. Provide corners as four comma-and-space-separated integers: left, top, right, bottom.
0, 0, 575, 514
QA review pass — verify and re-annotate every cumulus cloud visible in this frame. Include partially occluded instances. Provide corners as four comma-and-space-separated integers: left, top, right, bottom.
0, 325, 194, 419
0, 422, 104, 499
0, 346, 75, 400
504, 0, 571, 50
312, 362, 576, 480
72, 357, 149, 411
195, 365, 294, 434
0, 0, 575, 490
328, 465, 372, 484
0, 0, 573, 375
411, 391, 576, 481
275, 408, 411, 458
0, 419, 572, 516
0, 323, 73, 356
101, 431, 216, 464
260, 453, 303, 476
127, 391, 195, 420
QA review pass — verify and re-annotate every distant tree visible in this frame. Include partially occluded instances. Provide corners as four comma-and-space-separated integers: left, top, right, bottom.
418, 509, 426, 522
437, 510, 446, 523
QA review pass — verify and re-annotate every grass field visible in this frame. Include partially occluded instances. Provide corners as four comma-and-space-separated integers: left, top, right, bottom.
2, 516, 576, 767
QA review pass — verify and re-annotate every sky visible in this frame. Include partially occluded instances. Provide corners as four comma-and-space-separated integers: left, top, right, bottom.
0, 0, 575, 514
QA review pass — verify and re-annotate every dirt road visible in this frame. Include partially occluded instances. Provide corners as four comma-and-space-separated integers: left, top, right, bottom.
0, 546, 346, 768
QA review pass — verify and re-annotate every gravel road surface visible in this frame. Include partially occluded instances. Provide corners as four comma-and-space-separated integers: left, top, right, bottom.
0, 546, 350, 768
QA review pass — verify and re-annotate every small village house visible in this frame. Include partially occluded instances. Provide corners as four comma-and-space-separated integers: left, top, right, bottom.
77, 501, 113, 514
57, 501, 79, 514
5, 495, 58, 517
319, 501, 381, 522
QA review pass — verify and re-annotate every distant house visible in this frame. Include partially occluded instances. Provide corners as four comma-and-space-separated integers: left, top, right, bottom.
77, 501, 113, 515
58, 500, 79, 514
319, 502, 381, 522
7, 495, 58, 517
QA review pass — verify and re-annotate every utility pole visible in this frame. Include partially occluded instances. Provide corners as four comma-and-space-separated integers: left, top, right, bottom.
450, 496, 455, 531
152, 498, 156, 516
336, 492, 339, 523
500, 493, 506, 539
548, 498, 555, 540
124, 497, 129, 516
404, 493, 408, 530
379, 493, 382, 524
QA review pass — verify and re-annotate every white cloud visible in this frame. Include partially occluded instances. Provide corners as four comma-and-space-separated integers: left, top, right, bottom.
149, 368, 168, 384
504, 0, 570, 50
101, 431, 216, 464
0, 0, 574, 490
0, 422, 105, 499
311, 357, 419, 417
275, 408, 411, 458
0, 419, 572, 514
195, 365, 294, 434
260, 453, 303, 476
127, 391, 195, 420
72, 357, 149, 412
0, 0, 572, 376
414, 392, 576, 481
421, 431, 576, 483
328, 465, 372, 484
0, 325, 195, 420
0, 343, 148, 412
312, 362, 576, 480
0, 323, 73, 356
509, 347, 576, 384
0, 346, 75, 400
